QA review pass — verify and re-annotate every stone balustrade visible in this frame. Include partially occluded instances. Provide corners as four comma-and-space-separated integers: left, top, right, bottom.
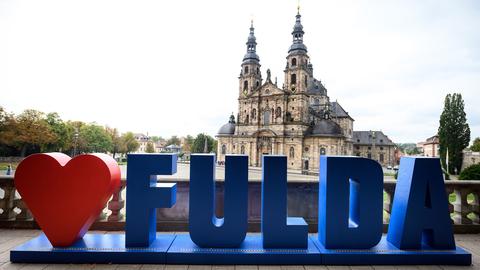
0, 176, 479, 233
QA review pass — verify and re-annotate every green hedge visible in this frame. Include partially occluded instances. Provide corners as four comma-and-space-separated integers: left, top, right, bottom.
459, 164, 480, 180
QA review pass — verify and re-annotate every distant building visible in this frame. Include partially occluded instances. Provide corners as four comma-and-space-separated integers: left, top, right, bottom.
133, 133, 151, 153
462, 151, 480, 170
216, 11, 355, 172
418, 135, 440, 157
154, 141, 166, 153
352, 131, 396, 167
394, 148, 404, 165
165, 144, 181, 153
216, 10, 397, 171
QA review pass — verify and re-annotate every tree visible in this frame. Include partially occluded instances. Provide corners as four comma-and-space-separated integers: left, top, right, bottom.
182, 135, 195, 153
191, 133, 216, 153
438, 93, 470, 174
146, 142, 155, 153
14, 109, 56, 156
406, 147, 421, 156
79, 124, 113, 153
470, 137, 480, 152
166, 135, 181, 146
68, 121, 85, 156
0, 107, 17, 155
151, 136, 163, 143
44, 112, 71, 152
106, 127, 122, 158
119, 132, 140, 156
458, 164, 480, 180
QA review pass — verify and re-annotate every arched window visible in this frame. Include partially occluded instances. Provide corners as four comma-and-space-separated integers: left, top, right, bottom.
276, 107, 282, 118
291, 74, 296, 85
241, 145, 245, 154
289, 147, 295, 158
243, 80, 248, 90
244, 66, 249, 74
245, 114, 249, 124
221, 145, 226, 154
291, 58, 297, 66
264, 110, 270, 125
257, 67, 260, 74
252, 109, 257, 120
256, 81, 259, 87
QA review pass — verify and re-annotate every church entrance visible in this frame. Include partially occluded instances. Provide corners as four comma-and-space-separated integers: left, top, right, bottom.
257, 136, 272, 166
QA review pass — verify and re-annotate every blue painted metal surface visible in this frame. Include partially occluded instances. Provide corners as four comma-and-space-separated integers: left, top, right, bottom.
11, 233, 471, 265
9, 155, 472, 265
313, 236, 471, 265
261, 155, 308, 249
10, 233, 175, 264
189, 154, 248, 247
167, 234, 322, 265
318, 156, 383, 249
125, 154, 177, 247
387, 157, 456, 249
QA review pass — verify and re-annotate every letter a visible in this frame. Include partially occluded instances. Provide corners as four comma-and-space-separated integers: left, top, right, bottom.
387, 157, 455, 249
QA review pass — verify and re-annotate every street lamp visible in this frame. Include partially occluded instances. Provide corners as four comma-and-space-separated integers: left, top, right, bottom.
73, 129, 79, 156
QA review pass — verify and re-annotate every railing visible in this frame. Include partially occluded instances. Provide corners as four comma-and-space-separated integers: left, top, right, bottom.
0, 176, 479, 233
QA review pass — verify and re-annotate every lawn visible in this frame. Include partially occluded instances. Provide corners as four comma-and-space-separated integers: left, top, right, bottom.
0, 162, 18, 170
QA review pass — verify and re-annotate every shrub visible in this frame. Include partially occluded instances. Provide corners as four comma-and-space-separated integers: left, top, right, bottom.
459, 164, 480, 180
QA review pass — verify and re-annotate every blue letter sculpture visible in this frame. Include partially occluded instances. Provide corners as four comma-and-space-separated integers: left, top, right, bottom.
189, 154, 248, 247
318, 156, 383, 249
125, 154, 177, 247
387, 157, 455, 249
261, 155, 308, 248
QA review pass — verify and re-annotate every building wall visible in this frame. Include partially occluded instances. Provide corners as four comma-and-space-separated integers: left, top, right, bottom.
462, 151, 480, 170
353, 144, 396, 167
423, 143, 439, 157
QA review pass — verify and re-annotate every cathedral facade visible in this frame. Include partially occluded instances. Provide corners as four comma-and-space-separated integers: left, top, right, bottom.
216, 11, 355, 172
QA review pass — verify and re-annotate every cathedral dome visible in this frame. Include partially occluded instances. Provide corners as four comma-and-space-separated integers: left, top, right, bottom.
218, 123, 235, 135
217, 114, 236, 135
309, 119, 343, 137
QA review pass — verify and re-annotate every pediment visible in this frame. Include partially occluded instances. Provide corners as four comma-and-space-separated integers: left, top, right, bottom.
250, 82, 284, 97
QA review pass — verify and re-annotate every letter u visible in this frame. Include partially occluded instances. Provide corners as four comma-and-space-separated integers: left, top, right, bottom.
189, 154, 248, 247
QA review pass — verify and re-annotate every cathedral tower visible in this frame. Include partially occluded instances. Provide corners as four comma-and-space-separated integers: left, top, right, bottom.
284, 9, 312, 93
239, 21, 262, 97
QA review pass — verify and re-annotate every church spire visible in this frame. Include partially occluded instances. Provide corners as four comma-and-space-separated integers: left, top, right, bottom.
288, 9, 307, 54
243, 20, 260, 64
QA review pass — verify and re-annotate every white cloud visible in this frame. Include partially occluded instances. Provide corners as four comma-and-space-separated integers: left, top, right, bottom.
0, 0, 479, 143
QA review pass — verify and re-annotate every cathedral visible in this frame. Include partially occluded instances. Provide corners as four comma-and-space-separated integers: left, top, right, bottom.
217, 10, 393, 172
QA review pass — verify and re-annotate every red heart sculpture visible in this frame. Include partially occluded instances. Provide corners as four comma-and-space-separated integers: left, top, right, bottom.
14, 153, 120, 247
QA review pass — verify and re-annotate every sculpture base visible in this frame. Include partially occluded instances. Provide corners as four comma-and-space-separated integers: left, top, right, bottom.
10, 233, 175, 264
312, 237, 472, 265
166, 234, 322, 265
10, 233, 471, 265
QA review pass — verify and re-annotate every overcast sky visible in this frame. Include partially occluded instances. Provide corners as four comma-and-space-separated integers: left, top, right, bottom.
1, 0, 479, 143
